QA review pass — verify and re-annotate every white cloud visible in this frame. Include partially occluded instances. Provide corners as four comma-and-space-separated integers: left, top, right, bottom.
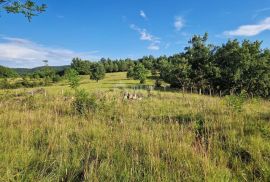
148, 44, 160, 50
174, 16, 185, 31
140, 10, 147, 20
130, 24, 153, 41
224, 17, 270, 36
0, 36, 99, 68
130, 24, 160, 50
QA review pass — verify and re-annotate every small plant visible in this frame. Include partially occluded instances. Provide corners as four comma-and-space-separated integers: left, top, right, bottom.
21, 95, 38, 110
194, 115, 206, 142
65, 68, 80, 89
72, 89, 98, 115
225, 91, 248, 112
72, 89, 89, 115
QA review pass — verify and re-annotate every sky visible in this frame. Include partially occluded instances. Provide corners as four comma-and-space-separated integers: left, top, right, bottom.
0, 0, 270, 68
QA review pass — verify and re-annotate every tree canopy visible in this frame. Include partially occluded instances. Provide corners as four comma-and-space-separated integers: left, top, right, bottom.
127, 63, 149, 84
0, 66, 18, 78
0, 0, 46, 20
1, 32, 269, 98
90, 63, 106, 82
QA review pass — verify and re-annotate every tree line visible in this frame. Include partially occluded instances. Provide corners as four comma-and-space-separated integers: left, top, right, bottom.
70, 33, 270, 98
1, 33, 269, 97
0, 66, 63, 89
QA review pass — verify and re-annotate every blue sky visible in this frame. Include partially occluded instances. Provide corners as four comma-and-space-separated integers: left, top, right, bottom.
0, 0, 270, 68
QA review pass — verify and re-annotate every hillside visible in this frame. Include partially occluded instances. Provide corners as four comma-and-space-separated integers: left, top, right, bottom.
13, 65, 70, 75
0, 72, 269, 181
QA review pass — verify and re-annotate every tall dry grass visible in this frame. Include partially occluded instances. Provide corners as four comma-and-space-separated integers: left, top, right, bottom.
0, 72, 269, 181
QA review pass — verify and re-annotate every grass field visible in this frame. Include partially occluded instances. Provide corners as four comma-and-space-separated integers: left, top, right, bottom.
0, 72, 270, 181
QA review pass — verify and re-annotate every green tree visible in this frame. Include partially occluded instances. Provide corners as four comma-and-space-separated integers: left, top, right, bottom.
90, 63, 105, 82
184, 33, 214, 92
0, 65, 18, 78
131, 63, 149, 84
139, 55, 154, 70
65, 68, 80, 89
71, 58, 91, 75
127, 67, 134, 79
0, 0, 47, 21
160, 55, 191, 89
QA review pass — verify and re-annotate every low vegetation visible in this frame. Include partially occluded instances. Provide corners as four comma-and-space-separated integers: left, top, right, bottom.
0, 72, 269, 181
0, 33, 269, 181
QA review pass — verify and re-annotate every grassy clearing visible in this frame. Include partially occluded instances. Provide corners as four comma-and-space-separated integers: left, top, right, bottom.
0, 72, 269, 181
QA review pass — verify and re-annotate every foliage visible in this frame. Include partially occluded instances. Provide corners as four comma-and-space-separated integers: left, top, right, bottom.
0, 0, 47, 21
2, 33, 270, 97
71, 58, 91, 75
0, 73, 270, 181
72, 89, 98, 115
126, 67, 134, 79
129, 63, 149, 84
90, 63, 106, 82
14, 66, 70, 75
225, 91, 248, 112
157, 33, 270, 98
65, 33, 269, 97
0, 66, 18, 78
65, 68, 80, 89
160, 56, 191, 88
100, 58, 134, 73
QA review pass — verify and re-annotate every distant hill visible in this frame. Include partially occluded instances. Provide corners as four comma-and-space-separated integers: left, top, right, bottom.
13, 65, 70, 75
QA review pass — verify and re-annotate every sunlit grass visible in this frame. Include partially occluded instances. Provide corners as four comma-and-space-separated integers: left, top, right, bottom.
0, 72, 269, 181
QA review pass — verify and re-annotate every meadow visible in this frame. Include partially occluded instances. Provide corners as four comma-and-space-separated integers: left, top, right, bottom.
0, 72, 270, 181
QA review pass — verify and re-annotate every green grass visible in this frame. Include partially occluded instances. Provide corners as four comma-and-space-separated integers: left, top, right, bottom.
0, 72, 270, 181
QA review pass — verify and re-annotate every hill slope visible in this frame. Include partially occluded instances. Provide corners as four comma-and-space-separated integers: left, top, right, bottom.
13, 65, 70, 75
0, 72, 269, 181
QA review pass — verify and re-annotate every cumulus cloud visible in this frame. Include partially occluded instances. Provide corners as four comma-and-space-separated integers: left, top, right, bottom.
0, 36, 99, 68
140, 10, 147, 20
174, 16, 185, 31
130, 24, 160, 50
224, 17, 270, 36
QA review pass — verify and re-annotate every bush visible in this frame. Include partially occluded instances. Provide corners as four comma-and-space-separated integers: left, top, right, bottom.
72, 89, 98, 115
52, 75, 61, 83
65, 68, 80, 89
225, 91, 248, 112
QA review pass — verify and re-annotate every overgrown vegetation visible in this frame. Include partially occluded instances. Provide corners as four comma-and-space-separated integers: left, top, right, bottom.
0, 66, 63, 89
2, 33, 270, 98
0, 65, 18, 78
0, 72, 269, 181
66, 33, 270, 98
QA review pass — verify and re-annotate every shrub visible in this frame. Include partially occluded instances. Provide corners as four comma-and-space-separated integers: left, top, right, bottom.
65, 68, 80, 89
225, 91, 248, 112
72, 89, 98, 115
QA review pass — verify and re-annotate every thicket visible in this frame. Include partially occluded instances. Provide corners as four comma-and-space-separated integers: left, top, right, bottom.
0, 66, 18, 78
0, 67, 63, 89
70, 33, 270, 97
1, 33, 270, 97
